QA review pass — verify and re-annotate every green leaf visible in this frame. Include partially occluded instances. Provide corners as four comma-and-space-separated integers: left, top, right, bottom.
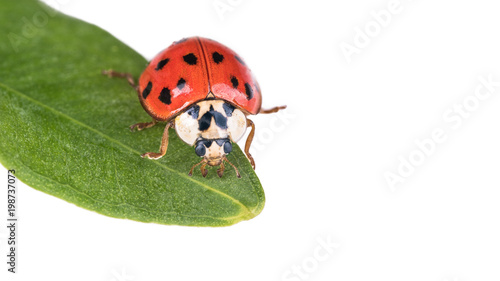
0, 0, 264, 226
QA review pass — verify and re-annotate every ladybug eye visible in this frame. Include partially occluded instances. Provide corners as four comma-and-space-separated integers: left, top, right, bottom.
195, 143, 206, 157
223, 141, 232, 154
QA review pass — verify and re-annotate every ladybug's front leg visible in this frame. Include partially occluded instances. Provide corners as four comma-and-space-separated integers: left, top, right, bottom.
189, 159, 208, 177
223, 156, 241, 178
141, 121, 174, 160
217, 162, 225, 178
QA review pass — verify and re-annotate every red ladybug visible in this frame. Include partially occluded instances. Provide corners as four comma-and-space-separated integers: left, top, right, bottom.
104, 37, 286, 177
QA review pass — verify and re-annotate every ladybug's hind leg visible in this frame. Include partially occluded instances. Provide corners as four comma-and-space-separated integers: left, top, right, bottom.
102, 70, 159, 132
141, 121, 174, 160
130, 119, 158, 131
259, 105, 287, 114
102, 69, 139, 93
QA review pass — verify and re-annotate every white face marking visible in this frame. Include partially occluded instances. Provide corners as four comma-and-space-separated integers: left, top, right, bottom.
174, 99, 247, 146
175, 99, 247, 166
174, 109, 199, 145
226, 106, 247, 143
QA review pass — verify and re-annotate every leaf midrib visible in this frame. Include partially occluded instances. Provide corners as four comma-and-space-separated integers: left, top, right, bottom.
0, 81, 254, 217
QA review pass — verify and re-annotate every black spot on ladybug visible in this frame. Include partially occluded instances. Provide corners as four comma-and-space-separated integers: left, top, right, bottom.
230, 76, 239, 89
223, 102, 235, 117
155, 58, 169, 71
199, 105, 228, 131
244, 83, 253, 100
142, 81, 152, 99
186, 104, 200, 119
177, 78, 186, 90
183, 53, 197, 65
234, 55, 246, 66
159, 87, 172, 105
212, 52, 224, 64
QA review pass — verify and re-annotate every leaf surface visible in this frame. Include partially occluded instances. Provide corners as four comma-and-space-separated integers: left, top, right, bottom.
0, 0, 264, 226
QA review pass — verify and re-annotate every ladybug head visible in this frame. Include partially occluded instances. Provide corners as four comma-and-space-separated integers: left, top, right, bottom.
189, 137, 240, 178
195, 138, 232, 165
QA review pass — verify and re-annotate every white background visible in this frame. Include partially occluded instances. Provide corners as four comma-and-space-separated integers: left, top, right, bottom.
2, 0, 500, 280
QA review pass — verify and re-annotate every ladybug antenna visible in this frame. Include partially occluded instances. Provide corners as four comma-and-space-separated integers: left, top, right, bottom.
223, 156, 241, 178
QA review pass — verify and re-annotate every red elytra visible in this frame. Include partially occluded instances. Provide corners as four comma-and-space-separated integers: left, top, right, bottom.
138, 37, 262, 121
102, 37, 286, 177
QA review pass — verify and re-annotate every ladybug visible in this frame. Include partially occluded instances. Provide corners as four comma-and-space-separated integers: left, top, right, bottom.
104, 37, 286, 178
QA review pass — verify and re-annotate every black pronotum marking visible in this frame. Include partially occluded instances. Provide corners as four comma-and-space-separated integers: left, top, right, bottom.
155, 58, 169, 70
223, 102, 235, 117
198, 105, 228, 131
244, 83, 253, 100
186, 104, 200, 119
230, 76, 239, 89
212, 52, 224, 64
177, 78, 186, 90
183, 53, 198, 65
234, 55, 246, 66
159, 87, 172, 105
142, 81, 152, 99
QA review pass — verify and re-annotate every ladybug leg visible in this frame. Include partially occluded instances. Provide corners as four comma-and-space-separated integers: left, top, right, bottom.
200, 162, 208, 177
189, 158, 207, 177
243, 106, 286, 169
259, 105, 287, 114
130, 119, 158, 131
141, 121, 173, 160
244, 119, 256, 169
217, 162, 225, 178
102, 69, 139, 93
223, 156, 241, 178
102, 70, 158, 132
